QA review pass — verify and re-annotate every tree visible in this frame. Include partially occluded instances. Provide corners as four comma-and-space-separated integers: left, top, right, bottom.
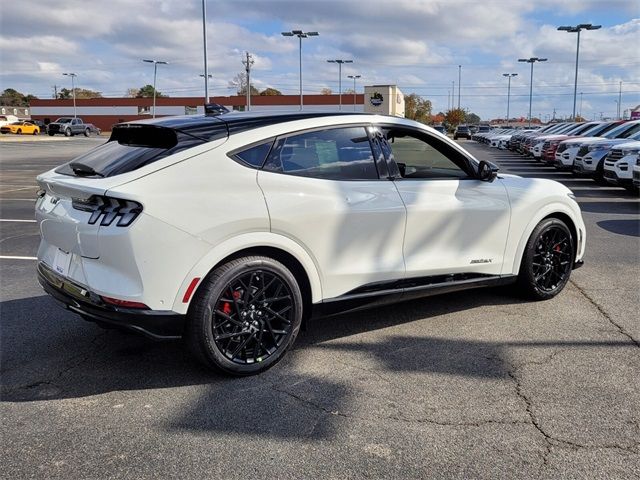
260, 87, 282, 96
125, 88, 139, 98
404, 93, 433, 124
136, 84, 166, 98
320, 87, 332, 95
343, 88, 355, 95
444, 108, 466, 127
228, 73, 259, 96
1, 88, 38, 106
74, 88, 102, 99
57, 88, 102, 99
465, 112, 481, 124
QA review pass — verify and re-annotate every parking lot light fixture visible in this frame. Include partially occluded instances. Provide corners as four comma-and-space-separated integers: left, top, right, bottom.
518, 57, 547, 127
328, 59, 353, 111
62, 73, 77, 118
281, 30, 319, 111
347, 74, 361, 111
557, 24, 601, 120
502, 73, 518, 124
142, 59, 168, 118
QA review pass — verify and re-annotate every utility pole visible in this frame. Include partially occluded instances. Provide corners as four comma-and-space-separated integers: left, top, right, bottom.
242, 51, 254, 111
142, 59, 168, 118
451, 81, 454, 110
347, 74, 361, 111
52, 85, 59, 99
457, 65, 461, 109
618, 81, 622, 120
579, 92, 583, 118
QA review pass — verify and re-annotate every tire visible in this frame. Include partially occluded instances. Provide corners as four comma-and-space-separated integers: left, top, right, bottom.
48, 132, 55, 136
592, 162, 607, 185
185, 256, 303, 376
64, 128, 71, 137
16, 129, 22, 135
516, 218, 575, 300
33, 129, 38, 135
84, 128, 90, 137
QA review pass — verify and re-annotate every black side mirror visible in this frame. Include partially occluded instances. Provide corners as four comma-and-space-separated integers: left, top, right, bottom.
477, 160, 499, 182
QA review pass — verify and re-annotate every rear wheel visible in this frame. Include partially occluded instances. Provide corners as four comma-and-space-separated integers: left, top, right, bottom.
185, 256, 303, 375
517, 218, 574, 300
84, 128, 90, 137
16, 129, 22, 135
33, 129, 38, 135
48, 132, 55, 136
64, 128, 71, 137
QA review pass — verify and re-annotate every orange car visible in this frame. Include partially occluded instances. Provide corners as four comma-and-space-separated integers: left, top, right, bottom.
0, 121, 40, 135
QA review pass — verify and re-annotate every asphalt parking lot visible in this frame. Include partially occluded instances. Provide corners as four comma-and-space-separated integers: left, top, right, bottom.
1, 136, 639, 479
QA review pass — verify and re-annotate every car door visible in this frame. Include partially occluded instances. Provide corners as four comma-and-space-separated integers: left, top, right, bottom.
379, 125, 511, 278
257, 125, 406, 300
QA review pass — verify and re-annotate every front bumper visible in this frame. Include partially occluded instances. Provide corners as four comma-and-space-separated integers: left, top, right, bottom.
37, 262, 185, 340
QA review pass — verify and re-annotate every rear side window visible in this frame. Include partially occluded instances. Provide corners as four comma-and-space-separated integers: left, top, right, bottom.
264, 127, 378, 180
231, 141, 274, 168
55, 124, 226, 177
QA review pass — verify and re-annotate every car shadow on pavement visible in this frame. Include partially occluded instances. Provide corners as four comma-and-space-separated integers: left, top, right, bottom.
1, 291, 634, 440
579, 201, 640, 215
596, 219, 640, 237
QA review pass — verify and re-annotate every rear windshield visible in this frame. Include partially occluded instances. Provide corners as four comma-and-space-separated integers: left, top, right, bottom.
55, 123, 227, 177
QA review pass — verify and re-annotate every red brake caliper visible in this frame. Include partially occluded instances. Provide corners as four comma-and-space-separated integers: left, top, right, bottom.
222, 290, 242, 315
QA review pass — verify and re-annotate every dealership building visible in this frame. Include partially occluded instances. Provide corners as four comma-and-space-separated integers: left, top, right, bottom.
29, 86, 405, 132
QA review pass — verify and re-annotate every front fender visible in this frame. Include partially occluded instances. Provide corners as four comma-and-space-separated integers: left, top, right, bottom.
507, 201, 586, 276
171, 231, 324, 314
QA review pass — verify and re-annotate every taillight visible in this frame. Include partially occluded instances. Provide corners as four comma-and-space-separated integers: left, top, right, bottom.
72, 195, 142, 227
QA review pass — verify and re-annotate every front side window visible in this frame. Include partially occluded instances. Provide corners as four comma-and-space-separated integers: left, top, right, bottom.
383, 127, 471, 179
264, 127, 378, 180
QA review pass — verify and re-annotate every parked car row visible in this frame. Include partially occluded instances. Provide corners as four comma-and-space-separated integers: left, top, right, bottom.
470, 120, 640, 194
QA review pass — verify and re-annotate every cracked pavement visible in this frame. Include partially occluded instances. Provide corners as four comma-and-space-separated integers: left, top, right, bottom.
1, 139, 639, 479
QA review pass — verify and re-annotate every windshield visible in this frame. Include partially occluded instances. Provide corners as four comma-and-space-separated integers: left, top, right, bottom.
604, 122, 640, 139
55, 118, 73, 123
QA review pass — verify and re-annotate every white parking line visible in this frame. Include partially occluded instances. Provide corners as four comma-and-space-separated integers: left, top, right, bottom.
0, 255, 37, 260
0, 219, 37, 223
0, 198, 36, 201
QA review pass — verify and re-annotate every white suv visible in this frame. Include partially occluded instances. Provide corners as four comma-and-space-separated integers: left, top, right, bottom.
36, 112, 586, 375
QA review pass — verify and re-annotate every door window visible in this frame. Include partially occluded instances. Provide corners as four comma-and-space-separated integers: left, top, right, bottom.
383, 127, 472, 179
264, 127, 378, 180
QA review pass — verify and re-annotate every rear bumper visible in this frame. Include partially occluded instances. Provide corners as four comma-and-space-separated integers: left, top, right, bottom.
37, 262, 185, 340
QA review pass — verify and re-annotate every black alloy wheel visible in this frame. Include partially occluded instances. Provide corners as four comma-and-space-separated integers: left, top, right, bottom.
212, 270, 294, 365
186, 256, 303, 375
517, 218, 575, 300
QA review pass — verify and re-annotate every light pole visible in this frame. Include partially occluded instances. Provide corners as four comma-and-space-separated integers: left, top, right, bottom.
62, 73, 77, 118
579, 92, 583, 118
142, 59, 168, 118
281, 30, 319, 111
518, 57, 547, 127
618, 81, 622, 120
200, 74, 213, 102
347, 74, 361, 111
328, 59, 353, 110
557, 23, 601, 120
201, 0, 209, 104
502, 73, 517, 124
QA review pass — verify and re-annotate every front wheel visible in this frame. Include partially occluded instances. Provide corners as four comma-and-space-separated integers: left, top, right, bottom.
185, 256, 303, 375
16, 129, 22, 135
516, 218, 575, 300
64, 128, 71, 137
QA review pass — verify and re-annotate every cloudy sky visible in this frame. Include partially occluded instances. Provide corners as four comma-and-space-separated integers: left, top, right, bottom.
1, 0, 638, 120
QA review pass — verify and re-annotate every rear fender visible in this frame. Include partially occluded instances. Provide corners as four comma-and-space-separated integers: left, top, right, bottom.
171, 232, 323, 314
